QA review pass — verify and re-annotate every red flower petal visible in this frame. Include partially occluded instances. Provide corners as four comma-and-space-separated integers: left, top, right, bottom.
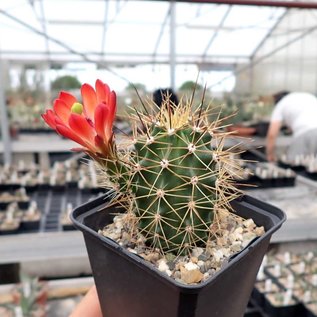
55, 124, 89, 149
68, 113, 96, 147
42, 110, 57, 129
81, 83, 97, 121
94, 134, 104, 147
54, 116, 64, 127
53, 99, 71, 125
108, 91, 117, 124
70, 147, 85, 152
95, 79, 110, 104
58, 91, 77, 108
94, 104, 109, 140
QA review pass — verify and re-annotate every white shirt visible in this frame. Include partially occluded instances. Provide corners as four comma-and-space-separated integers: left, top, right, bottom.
271, 92, 317, 137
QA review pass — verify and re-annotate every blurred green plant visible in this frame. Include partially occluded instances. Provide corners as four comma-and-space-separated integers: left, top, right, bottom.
51, 75, 81, 90
179, 81, 203, 91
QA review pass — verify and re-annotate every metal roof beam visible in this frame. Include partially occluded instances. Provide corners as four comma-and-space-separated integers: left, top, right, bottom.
202, 5, 232, 59
251, 9, 289, 58
2, 60, 244, 67
0, 51, 249, 63
155, 0, 317, 9
0, 51, 249, 59
39, 0, 50, 59
101, 0, 110, 58
152, 7, 171, 60
170, 1, 176, 90
27, 0, 50, 58
45, 20, 104, 25
0, 60, 12, 165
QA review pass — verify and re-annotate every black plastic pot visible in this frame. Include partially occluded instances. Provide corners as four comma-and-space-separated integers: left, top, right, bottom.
66, 181, 78, 188
62, 223, 76, 231
305, 171, 317, 181
251, 287, 266, 307
0, 200, 29, 209
38, 184, 51, 190
51, 185, 67, 192
262, 294, 306, 317
278, 161, 306, 172
17, 200, 30, 210
244, 300, 264, 317
255, 177, 272, 188
21, 219, 40, 231
24, 185, 39, 193
252, 270, 288, 304
235, 176, 260, 190
243, 309, 263, 317
306, 306, 317, 317
0, 225, 21, 235
0, 184, 21, 191
0, 202, 9, 209
270, 176, 294, 187
71, 194, 285, 317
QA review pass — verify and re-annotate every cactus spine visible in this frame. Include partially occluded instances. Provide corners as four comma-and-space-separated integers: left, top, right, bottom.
103, 93, 241, 255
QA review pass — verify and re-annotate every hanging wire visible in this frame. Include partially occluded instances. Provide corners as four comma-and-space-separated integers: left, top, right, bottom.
100, 0, 110, 60
271, 21, 278, 93
315, 29, 317, 94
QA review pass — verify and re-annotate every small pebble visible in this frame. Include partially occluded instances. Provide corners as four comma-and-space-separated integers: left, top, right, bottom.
243, 219, 255, 229
158, 259, 169, 272
180, 266, 204, 284
184, 262, 199, 271
191, 247, 204, 258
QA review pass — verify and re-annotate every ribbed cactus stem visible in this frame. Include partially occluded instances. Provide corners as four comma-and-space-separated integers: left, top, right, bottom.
103, 94, 241, 255
101, 158, 130, 192
130, 124, 223, 253
93, 143, 131, 192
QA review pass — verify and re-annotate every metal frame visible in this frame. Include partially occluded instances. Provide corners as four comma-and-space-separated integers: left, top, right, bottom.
158, 0, 317, 9
201, 5, 232, 60
0, 1, 294, 66
0, 59, 12, 165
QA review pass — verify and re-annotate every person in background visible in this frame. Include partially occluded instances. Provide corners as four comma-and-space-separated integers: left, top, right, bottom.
266, 91, 317, 162
153, 88, 179, 108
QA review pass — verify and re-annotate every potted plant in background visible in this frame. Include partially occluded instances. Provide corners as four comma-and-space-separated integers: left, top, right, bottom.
42, 79, 285, 317
11, 275, 47, 317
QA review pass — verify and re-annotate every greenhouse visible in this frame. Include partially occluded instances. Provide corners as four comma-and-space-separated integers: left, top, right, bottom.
1, 1, 317, 316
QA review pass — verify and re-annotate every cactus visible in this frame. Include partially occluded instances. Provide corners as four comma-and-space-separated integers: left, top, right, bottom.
42, 80, 242, 255
103, 92, 241, 254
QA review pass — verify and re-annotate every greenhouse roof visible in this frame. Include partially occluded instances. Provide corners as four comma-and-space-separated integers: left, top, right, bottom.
2, 0, 317, 91
0, 0, 291, 66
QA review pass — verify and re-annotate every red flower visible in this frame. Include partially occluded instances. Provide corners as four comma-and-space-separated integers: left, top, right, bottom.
42, 79, 116, 156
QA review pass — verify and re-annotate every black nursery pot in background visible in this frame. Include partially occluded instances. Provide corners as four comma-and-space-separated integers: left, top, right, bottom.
71, 194, 286, 317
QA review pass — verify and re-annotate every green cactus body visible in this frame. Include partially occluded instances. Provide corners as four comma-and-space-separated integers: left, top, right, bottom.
130, 123, 220, 253
103, 98, 240, 255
